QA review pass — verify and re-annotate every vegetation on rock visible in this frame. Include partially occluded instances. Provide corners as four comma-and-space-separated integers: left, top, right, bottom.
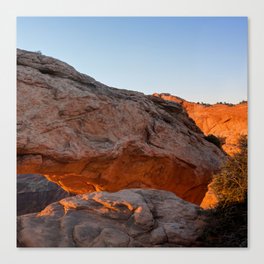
212, 135, 247, 205
204, 134, 225, 150
216, 102, 234, 106
199, 135, 248, 247
239, 100, 247, 104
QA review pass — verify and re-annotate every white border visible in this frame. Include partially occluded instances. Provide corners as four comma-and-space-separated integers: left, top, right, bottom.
1, 0, 264, 263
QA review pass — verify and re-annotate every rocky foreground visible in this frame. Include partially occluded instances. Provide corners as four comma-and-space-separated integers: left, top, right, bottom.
17, 189, 205, 247
17, 49, 225, 205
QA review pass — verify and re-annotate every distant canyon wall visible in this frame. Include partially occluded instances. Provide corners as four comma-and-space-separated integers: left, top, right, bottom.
153, 93, 248, 155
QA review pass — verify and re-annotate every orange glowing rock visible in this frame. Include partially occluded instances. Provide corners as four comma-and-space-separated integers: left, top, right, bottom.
153, 93, 247, 155
153, 93, 247, 208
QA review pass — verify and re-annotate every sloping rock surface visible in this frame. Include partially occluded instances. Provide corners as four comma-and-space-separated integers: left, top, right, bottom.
17, 174, 71, 216
17, 49, 225, 205
17, 189, 206, 247
154, 93, 247, 155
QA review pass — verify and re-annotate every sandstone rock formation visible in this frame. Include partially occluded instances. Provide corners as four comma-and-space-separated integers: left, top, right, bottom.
17, 189, 206, 247
17, 174, 71, 216
153, 93, 247, 208
153, 93, 247, 155
17, 49, 225, 205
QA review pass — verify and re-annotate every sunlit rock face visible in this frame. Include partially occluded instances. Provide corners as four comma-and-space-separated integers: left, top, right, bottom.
153, 93, 248, 155
17, 49, 225, 205
153, 94, 247, 208
17, 174, 71, 216
17, 189, 206, 247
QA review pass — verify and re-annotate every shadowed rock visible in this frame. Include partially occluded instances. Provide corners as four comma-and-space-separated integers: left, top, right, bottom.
17, 189, 206, 247
17, 49, 225, 205
17, 174, 71, 216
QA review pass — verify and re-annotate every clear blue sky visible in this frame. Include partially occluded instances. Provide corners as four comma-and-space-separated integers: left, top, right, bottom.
17, 17, 247, 104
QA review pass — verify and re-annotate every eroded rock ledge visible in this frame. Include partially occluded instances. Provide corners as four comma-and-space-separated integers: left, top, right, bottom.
17, 49, 225, 205
17, 189, 206, 247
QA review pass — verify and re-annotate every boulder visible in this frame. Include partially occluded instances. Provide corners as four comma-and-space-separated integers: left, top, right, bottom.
17, 174, 71, 216
17, 189, 206, 247
17, 49, 225, 205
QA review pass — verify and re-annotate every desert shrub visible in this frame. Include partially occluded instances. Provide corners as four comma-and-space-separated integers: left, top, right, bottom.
199, 135, 248, 247
211, 135, 247, 205
239, 100, 247, 104
200, 102, 211, 107
216, 102, 234, 106
199, 199, 247, 247
204, 134, 224, 149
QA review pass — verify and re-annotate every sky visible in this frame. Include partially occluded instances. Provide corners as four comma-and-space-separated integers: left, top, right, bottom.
17, 17, 248, 104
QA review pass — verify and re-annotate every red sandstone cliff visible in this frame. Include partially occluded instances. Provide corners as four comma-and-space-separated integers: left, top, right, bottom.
153, 93, 248, 155
153, 94, 247, 208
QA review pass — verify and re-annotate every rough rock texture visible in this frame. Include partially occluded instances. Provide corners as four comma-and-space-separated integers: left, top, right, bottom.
153, 94, 248, 155
17, 49, 225, 205
17, 174, 71, 216
17, 189, 206, 247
